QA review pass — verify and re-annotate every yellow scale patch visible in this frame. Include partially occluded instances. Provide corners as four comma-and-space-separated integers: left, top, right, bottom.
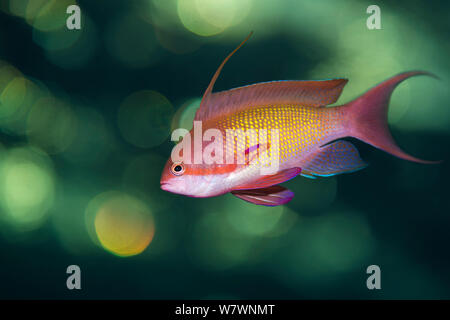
214, 105, 341, 166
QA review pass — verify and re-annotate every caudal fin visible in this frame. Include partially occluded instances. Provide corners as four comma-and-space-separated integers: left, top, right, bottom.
346, 71, 440, 164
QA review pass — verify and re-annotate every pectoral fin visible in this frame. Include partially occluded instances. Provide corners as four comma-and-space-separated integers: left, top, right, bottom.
244, 142, 270, 165
231, 185, 294, 206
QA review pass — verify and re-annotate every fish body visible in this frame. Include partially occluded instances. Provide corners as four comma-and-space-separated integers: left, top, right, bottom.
160, 33, 438, 206
203, 103, 346, 186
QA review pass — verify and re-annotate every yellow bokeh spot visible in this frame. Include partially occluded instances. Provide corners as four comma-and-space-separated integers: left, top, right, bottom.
0, 62, 22, 89
24, 0, 48, 23
0, 77, 26, 119
87, 191, 155, 257
196, 0, 252, 30
5, 0, 76, 31
6, 0, 29, 17
31, 0, 74, 32
177, 0, 223, 36
0, 70, 49, 135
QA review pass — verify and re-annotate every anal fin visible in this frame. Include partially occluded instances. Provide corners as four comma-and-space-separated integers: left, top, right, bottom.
302, 140, 367, 177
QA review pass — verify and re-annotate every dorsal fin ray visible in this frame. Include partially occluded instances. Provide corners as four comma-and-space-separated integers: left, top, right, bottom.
194, 33, 348, 122
195, 79, 348, 121
196, 32, 253, 120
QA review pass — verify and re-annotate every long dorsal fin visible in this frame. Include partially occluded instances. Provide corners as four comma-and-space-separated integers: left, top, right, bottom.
194, 33, 348, 121
196, 32, 253, 121
195, 79, 348, 121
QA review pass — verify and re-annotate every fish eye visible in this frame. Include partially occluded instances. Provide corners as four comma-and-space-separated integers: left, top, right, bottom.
170, 162, 185, 176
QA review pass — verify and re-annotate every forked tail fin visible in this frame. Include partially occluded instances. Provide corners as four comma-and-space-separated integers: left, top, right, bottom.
346, 71, 440, 164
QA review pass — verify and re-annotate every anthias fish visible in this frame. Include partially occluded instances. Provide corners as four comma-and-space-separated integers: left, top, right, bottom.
160, 33, 438, 206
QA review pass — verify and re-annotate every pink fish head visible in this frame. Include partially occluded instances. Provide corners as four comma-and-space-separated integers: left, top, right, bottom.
160, 157, 236, 198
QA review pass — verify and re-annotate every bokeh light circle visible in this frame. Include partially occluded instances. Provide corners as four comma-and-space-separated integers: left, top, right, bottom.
274, 210, 376, 290
224, 197, 285, 236
0, 76, 51, 135
62, 107, 115, 166
195, 0, 252, 30
171, 97, 200, 133
122, 153, 172, 211
0, 76, 27, 121
26, 96, 78, 154
30, 0, 74, 32
177, 0, 224, 36
177, 0, 252, 37
85, 191, 155, 257
189, 194, 298, 270
118, 90, 174, 148
190, 208, 256, 270
0, 146, 55, 231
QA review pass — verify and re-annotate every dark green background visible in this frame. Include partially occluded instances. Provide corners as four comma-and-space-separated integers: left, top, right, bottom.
0, 0, 449, 299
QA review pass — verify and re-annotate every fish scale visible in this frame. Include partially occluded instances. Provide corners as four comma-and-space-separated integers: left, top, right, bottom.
212, 105, 346, 167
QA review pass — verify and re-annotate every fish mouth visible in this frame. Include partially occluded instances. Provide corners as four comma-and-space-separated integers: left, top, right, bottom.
160, 182, 171, 191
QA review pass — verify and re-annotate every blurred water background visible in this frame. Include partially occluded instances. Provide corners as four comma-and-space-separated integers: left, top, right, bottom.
0, 0, 449, 299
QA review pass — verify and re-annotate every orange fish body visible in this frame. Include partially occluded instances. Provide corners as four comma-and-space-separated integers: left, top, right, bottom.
160, 33, 438, 206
